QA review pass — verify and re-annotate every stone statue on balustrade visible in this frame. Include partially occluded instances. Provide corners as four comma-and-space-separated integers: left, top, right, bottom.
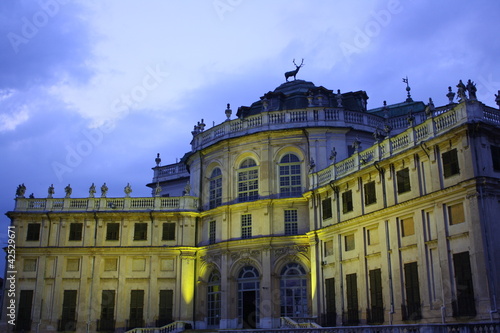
373, 128, 384, 143
154, 183, 162, 197
124, 183, 132, 197
183, 181, 191, 196
329, 147, 337, 165
352, 137, 361, 153
456, 80, 467, 102
65, 184, 72, 198
101, 183, 108, 198
48, 184, 55, 198
495, 90, 500, 109
16, 183, 26, 198
466, 79, 477, 101
425, 98, 435, 117
89, 183, 96, 198
309, 158, 316, 173
336, 89, 343, 108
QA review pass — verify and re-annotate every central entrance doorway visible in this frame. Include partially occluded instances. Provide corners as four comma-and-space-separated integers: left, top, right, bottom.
242, 290, 257, 328
238, 266, 260, 329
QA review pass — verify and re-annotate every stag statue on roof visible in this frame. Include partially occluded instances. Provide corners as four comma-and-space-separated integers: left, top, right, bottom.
285, 58, 304, 82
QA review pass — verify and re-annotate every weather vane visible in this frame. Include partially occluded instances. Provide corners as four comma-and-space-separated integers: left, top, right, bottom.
285, 58, 304, 82
402, 76, 413, 102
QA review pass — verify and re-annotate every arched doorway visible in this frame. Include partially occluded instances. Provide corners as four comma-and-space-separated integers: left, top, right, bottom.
280, 262, 308, 319
238, 266, 260, 328
207, 270, 221, 328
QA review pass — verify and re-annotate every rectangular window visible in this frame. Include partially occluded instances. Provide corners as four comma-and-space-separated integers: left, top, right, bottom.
401, 217, 415, 237
324, 240, 334, 257
368, 269, 384, 324
241, 214, 252, 239
345, 273, 359, 325
68, 223, 83, 241
367, 228, 379, 245
491, 145, 500, 171
364, 181, 376, 205
322, 197, 332, 220
345, 234, 355, 251
448, 203, 465, 225
397, 168, 411, 194
162, 223, 175, 241
284, 209, 298, 235
325, 278, 336, 327
23, 258, 37, 272
342, 190, 353, 213
403, 262, 422, 320
209, 221, 216, 245
60, 290, 77, 331
100, 290, 115, 332
26, 223, 41, 241
129, 290, 144, 330
16, 290, 33, 331
442, 148, 460, 178
133, 223, 148, 241
158, 290, 174, 326
106, 223, 119, 241
452, 252, 476, 317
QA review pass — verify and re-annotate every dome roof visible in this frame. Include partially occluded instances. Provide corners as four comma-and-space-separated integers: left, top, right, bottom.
273, 79, 317, 95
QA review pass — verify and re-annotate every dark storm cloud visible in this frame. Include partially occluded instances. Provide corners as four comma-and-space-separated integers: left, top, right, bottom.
0, 0, 94, 89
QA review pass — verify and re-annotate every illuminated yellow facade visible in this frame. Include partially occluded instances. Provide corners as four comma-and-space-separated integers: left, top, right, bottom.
3, 79, 500, 331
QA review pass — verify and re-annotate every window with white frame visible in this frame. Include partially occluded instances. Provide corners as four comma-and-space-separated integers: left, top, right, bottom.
209, 167, 222, 209
238, 158, 258, 202
241, 214, 252, 239
284, 209, 298, 235
279, 153, 301, 197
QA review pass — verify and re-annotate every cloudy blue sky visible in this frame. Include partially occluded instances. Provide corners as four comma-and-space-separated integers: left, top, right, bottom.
1, 0, 500, 265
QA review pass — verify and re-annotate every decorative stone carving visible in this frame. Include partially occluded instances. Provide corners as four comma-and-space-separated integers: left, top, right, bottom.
89, 183, 96, 198
466, 79, 477, 101
101, 183, 108, 198
64, 184, 72, 198
155, 153, 161, 167
16, 183, 26, 198
47, 184, 55, 198
124, 183, 132, 197
457, 79, 467, 102
446, 86, 455, 104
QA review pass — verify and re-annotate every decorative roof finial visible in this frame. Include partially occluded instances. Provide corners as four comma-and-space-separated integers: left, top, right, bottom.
446, 86, 456, 104
225, 103, 232, 120
402, 76, 413, 102
155, 153, 161, 167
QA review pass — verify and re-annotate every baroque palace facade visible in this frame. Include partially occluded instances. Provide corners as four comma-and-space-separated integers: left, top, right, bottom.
3, 78, 500, 332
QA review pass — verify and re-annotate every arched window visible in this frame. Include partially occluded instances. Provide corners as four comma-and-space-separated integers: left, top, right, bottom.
238, 266, 260, 328
280, 263, 308, 318
279, 153, 301, 197
238, 158, 258, 202
207, 271, 221, 327
209, 168, 222, 209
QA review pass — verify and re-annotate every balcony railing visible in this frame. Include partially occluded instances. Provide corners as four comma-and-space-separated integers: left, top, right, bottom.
191, 107, 401, 151
310, 101, 500, 189
13, 196, 198, 212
